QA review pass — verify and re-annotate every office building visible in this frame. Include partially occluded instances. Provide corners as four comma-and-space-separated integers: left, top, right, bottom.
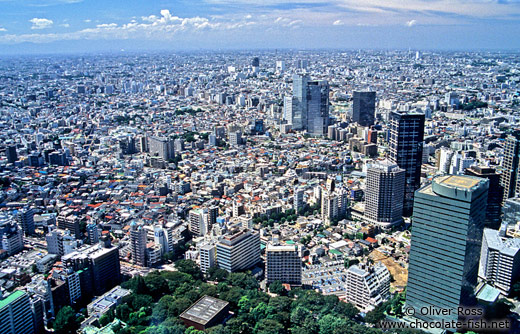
345, 263, 390, 312
0, 221, 24, 256
148, 136, 175, 161
406, 175, 488, 324
266, 244, 302, 285
503, 197, 520, 227
364, 161, 405, 227
284, 74, 329, 136
130, 222, 147, 267
352, 91, 376, 126
86, 223, 100, 245
465, 166, 504, 228
16, 207, 35, 236
251, 57, 260, 68
0, 290, 35, 334
6, 145, 17, 164
189, 209, 211, 237
321, 188, 348, 223
57, 214, 81, 239
216, 229, 260, 272
228, 131, 242, 146
478, 228, 520, 295
199, 243, 216, 273
500, 132, 520, 204
293, 188, 305, 213
388, 111, 425, 216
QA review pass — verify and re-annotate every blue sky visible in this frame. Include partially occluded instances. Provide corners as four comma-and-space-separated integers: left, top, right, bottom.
0, 0, 519, 53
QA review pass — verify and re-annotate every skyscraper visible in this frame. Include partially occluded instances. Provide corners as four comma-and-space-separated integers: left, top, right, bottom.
465, 166, 504, 228
364, 161, 405, 228
284, 74, 329, 136
6, 145, 17, 164
352, 91, 376, 126
266, 244, 302, 285
16, 207, 35, 236
130, 222, 147, 267
500, 131, 520, 204
0, 290, 35, 334
388, 111, 425, 216
406, 175, 488, 324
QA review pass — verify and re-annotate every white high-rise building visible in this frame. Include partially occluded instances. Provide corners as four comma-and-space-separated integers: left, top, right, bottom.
217, 229, 260, 272
345, 263, 390, 312
438, 147, 454, 174
293, 188, 305, 213
321, 188, 348, 223
479, 228, 520, 295
199, 243, 217, 273
189, 209, 211, 236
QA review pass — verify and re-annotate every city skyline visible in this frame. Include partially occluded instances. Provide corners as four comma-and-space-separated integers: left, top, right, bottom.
0, 0, 520, 54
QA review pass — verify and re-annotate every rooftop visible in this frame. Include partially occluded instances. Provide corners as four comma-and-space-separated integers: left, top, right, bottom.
179, 295, 229, 325
437, 175, 480, 190
0, 290, 26, 310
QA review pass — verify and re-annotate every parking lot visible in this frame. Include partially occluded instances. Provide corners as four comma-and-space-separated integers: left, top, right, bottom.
302, 261, 348, 296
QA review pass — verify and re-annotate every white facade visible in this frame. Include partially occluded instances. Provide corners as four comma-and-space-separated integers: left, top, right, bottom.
345, 263, 390, 312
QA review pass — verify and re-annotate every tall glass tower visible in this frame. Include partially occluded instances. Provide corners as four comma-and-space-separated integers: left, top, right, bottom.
389, 111, 425, 216
406, 175, 488, 324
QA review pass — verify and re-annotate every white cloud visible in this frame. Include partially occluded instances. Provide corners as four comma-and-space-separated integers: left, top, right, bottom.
333, 20, 344, 26
60, 23, 70, 28
84, 19, 91, 23
30, 18, 53, 30
96, 23, 117, 28
406, 19, 417, 27
0, 28, 6, 32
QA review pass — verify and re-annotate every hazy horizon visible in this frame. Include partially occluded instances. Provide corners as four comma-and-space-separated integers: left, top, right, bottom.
0, 0, 519, 55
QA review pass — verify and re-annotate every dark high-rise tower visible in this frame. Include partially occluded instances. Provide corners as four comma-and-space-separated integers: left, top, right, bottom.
6, 145, 17, 164
500, 131, 520, 204
465, 166, 503, 229
352, 91, 376, 126
389, 111, 425, 216
251, 57, 259, 67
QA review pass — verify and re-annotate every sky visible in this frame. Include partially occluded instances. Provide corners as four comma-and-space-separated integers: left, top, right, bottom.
0, 0, 519, 54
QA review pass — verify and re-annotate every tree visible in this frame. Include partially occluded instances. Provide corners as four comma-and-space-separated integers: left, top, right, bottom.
99, 309, 115, 327
334, 301, 359, 319
269, 280, 285, 295
54, 306, 80, 334
207, 267, 229, 282
318, 314, 347, 334
145, 272, 169, 300
364, 305, 385, 325
291, 306, 311, 325
254, 318, 285, 334
175, 259, 203, 280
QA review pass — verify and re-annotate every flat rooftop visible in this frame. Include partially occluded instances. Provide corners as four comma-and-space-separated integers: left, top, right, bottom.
438, 175, 480, 190
179, 295, 229, 325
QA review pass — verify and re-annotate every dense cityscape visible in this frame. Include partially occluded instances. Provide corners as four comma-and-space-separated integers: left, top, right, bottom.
0, 49, 519, 334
